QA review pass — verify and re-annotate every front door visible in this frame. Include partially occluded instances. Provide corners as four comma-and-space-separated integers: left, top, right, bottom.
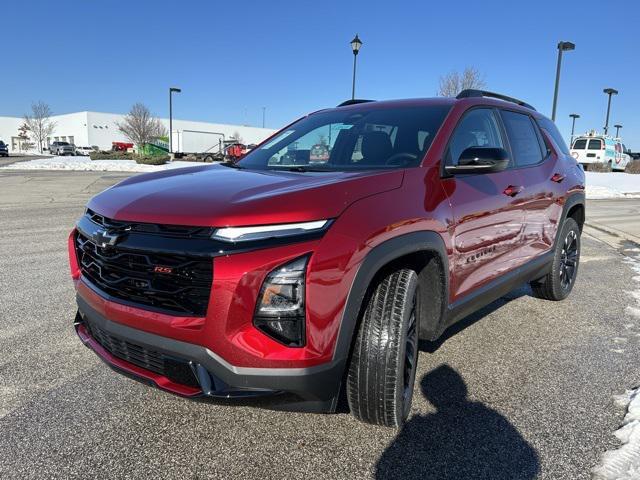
441, 108, 526, 302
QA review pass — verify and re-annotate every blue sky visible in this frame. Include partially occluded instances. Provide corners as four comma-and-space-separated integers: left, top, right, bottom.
3, 0, 639, 148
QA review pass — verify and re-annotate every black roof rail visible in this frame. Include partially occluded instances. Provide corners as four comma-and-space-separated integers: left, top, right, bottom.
337, 99, 375, 107
456, 89, 536, 111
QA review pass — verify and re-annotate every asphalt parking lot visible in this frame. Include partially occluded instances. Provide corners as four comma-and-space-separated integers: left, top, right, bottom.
1, 169, 639, 479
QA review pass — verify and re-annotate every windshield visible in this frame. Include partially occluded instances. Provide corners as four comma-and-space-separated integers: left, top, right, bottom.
238, 105, 451, 171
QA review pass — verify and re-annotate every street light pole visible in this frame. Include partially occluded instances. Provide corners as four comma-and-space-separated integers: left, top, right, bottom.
262, 107, 266, 128
169, 87, 181, 153
603, 88, 618, 136
614, 124, 622, 138
569, 113, 580, 145
350, 34, 362, 100
551, 41, 575, 121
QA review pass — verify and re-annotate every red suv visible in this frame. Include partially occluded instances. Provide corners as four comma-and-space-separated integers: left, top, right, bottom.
69, 90, 585, 427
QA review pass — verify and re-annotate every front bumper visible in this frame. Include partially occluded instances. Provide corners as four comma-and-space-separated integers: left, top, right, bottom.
75, 295, 344, 412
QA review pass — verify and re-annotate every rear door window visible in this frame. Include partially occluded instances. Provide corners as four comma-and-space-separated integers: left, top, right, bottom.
500, 110, 544, 167
572, 139, 587, 149
588, 139, 602, 150
537, 117, 570, 155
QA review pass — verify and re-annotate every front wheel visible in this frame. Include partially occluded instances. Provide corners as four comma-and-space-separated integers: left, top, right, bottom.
531, 217, 581, 301
347, 268, 419, 427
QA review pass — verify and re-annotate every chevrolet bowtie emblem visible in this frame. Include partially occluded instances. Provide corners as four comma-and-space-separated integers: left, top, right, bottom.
93, 229, 123, 248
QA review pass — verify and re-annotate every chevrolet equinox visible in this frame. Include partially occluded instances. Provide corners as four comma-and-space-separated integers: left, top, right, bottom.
69, 90, 585, 427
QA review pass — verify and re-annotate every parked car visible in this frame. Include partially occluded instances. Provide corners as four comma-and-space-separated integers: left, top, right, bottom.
50, 141, 76, 156
570, 133, 631, 171
0, 141, 8, 157
69, 90, 585, 427
75, 146, 95, 156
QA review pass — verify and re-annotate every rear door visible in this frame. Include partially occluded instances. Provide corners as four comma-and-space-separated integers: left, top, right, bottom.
570, 138, 586, 163
442, 107, 526, 301
500, 111, 563, 258
587, 138, 604, 165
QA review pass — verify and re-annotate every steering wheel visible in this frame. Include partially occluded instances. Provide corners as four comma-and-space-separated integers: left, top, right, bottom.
385, 152, 418, 166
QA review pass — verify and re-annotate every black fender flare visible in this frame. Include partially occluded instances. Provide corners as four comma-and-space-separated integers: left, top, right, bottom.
554, 192, 585, 249
332, 231, 449, 364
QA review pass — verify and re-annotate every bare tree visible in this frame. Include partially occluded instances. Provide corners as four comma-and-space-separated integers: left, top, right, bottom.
437, 67, 486, 97
23, 101, 56, 153
17, 123, 33, 152
116, 103, 166, 148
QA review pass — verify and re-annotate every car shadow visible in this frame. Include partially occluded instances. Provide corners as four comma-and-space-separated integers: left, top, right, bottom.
375, 365, 540, 479
420, 285, 530, 353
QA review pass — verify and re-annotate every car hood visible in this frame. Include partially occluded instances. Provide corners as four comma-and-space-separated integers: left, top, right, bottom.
88, 164, 404, 227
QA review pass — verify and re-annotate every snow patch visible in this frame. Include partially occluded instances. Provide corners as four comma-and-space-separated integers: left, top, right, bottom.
593, 252, 640, 478
586, 172, 640, 200
0, 155, 200, 173
593, 388, 640, 479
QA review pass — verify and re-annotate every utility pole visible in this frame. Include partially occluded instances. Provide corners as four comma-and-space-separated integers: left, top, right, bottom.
169, 87, 181, 153
350, 34, 363, 100
603, 88, 618, 136
551, 41, 575, 121
569, 113, 580, 145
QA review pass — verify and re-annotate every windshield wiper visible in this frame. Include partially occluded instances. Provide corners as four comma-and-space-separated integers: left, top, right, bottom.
270, 166, 332, 172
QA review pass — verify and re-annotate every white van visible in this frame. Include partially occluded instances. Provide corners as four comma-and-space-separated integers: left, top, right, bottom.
570, 132, 631, 171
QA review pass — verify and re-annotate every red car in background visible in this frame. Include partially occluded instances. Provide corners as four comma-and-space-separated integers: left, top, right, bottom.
70, 90, 585, 427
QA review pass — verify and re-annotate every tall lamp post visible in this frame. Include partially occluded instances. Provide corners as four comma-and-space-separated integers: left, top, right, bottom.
350, 34, 363, 100
551, 41, 575, 121
614, 124, 622, 138
169, 87, 181, 153
569, 113, 580, 145
603, 88, 618, 136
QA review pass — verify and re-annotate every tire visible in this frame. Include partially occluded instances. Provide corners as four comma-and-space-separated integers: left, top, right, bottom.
530, 217, 580, 301
347, 268, 419, 427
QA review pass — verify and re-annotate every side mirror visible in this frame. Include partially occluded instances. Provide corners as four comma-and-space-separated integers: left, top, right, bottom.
445, 147, 510, 175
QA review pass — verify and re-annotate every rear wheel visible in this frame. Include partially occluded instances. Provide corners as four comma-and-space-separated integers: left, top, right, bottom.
347, 268, 419, 428
531, 217, 580, 301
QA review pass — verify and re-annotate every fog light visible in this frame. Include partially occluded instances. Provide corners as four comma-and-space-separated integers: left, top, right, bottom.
254, 255, 308, 347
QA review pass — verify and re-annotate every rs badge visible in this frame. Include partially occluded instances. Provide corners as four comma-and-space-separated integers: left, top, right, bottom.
153, 266, 173, 274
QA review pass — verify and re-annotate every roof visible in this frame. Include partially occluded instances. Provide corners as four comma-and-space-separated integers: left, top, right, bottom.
330, 93, 539, 116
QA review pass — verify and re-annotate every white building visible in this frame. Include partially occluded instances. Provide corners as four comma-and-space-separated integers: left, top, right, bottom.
0, 111, 275, 153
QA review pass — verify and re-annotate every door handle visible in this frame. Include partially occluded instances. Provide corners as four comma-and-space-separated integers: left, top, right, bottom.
503, 185, 523, 197
551, 173, 565, 183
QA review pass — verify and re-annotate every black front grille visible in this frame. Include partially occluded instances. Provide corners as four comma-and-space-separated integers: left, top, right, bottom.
84, 320, 200, 388
75, 230, 213, 316
87, 209, 213, 238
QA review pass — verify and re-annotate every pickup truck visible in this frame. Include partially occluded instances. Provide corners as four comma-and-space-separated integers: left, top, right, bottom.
50, 141, 76, 156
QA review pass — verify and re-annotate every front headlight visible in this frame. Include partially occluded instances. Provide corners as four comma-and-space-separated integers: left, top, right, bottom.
212, 220, 329, 243
253, 255, 308, 347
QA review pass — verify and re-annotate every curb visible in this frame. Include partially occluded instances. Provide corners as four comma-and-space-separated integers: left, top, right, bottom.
584, 220, 640, 247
